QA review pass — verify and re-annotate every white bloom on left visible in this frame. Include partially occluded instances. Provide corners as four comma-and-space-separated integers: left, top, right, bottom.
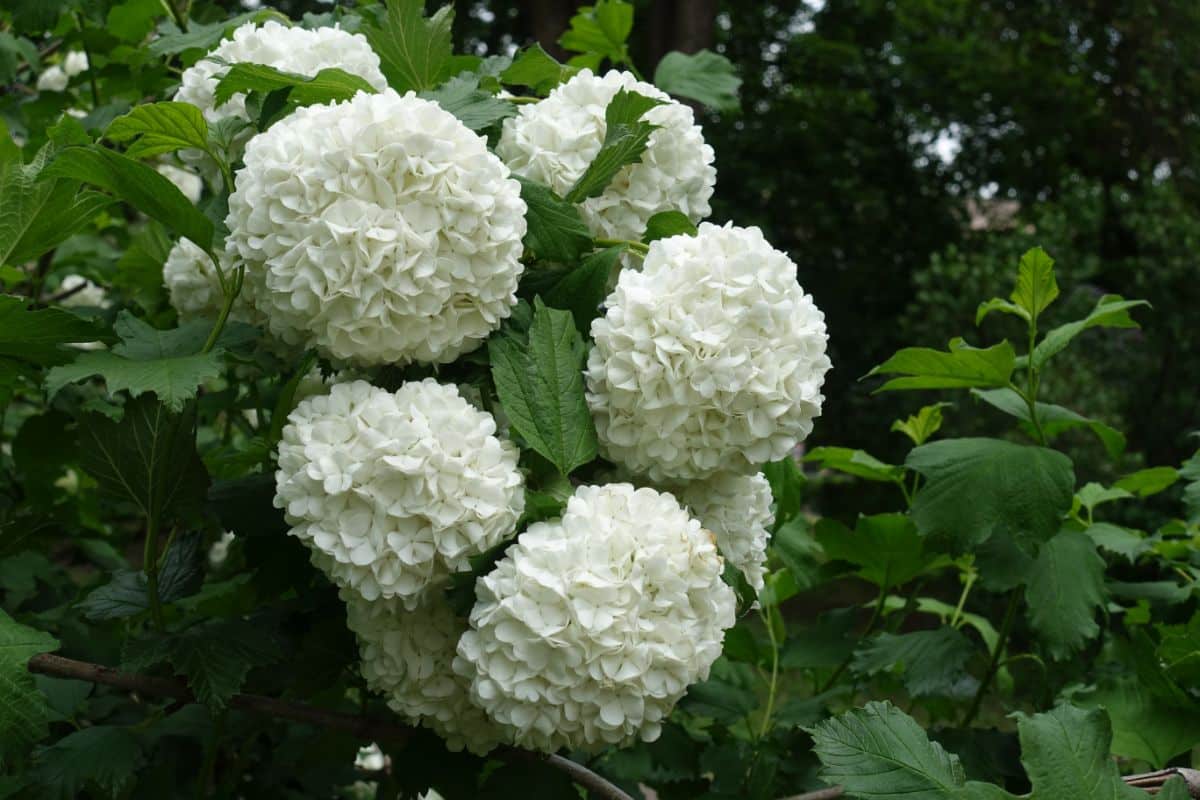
226, 89, 527, 365
676, 472, 775, 593
161, 238, 262, 327
36, 66, 68, 93
345, 591, 504, 754
497, 69, 716, 242
275, 379, 525, 606
455, 483, 736, 753
57, 274, 107, 308
156, 163, 203, 204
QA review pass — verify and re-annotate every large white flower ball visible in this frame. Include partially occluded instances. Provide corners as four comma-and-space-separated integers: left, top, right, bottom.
274, 379, 525, 606
454, 483, 736, 752
496, 69, 715, 243
344, 591, 504, 754
225, 89, 528, 365
676, 472, 775, 593
586, 222, 831, 481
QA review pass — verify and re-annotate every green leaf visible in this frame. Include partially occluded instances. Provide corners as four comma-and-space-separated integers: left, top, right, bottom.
516, 176, 593, 263
1078, 679, 1200, 768
169, 619, 283, 708
805, 446, 905, 483
816, 513, 938, 589
105, 102, 209, 160
32, 726, 143, 799
0, 295, 108, 367
1085, 523, 1148, 562
808, 701, 966, 800
78, 394, 209, 527
147, 11, 276, 57
763, 457, 806, 527
867, 339, 1016, 392
500, 44, 577, 94
971, 388, 1126, 458
420, 72, 514, 131
565, 89, 664, 204
559, 0, 634, 67
1031, 294, 1150, 370
489, 298, 598, 475
906, 438, 1074, 551
1076, 482, 1133, 515
214, 63, 377, 109
43, 146, 213, 254
642, 210, 698, 243
975, 297, 1029, 326
1113, 466, 1178, 497
852, 628, 975, 697
1010, 247, 1059, 320
106, 0, 165, 43
680, 676, 757, 726
365, 0, 455, 93
1015, 705, 1144, 800
653, 49, 742, 112
80, 535, 202, 620
0, 610, 59, 760
770, 517, 822, 594
46, 313, 226, 410
541, 245, 620, 336
1025, 531, 1106, 659
891, 403, 951, 447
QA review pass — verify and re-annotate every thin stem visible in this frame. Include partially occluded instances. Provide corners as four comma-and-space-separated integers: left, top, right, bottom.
1024, 320, 1047, 445
167, 0, 190, 32
201, 264, 244, 354
820, 586, 887, 692
142, 515, 164, 630
757, 606, 781, 739
950, 569, 977, 628
197, 708, 226, 799
507, 95, 540, 104
593, 237, 649, 255
961, 589, 1022, 726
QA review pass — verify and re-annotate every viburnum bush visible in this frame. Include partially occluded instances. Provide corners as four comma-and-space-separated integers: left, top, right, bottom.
1, 1, 1198, 799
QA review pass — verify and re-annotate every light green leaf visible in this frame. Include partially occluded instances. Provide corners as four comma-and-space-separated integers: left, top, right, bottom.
490, 298, 598, 474
516, 176, 593, 263
365, 0, 455, 93
1086, 523, 1148, 562
500, 44, 577, 94
0, 295, 108, 367
105, 102, 209, 159
106, 0, 164, 43
213, 63, 376, 109
566, 89, 664, 203
31, 726, 144, 799
1026, 531, 1106, 659
1032, 294, 1150, 370
816, 513, 939, 589
808, 701, 966, 800
559, 0, 634, 66
1114, 466, 1178, 497
975, 297, 1029, 326
1077, 482, 1134, 514
1011, 247, 1059, 320
851, 628, 975, 697
0, 610, 59, 761
972, 387, 1126, 458
891, 403, 951, 447
542, 245, 621, 336
867, 338, 1016, 392
805, 446, 905, 483
642, 210, 698, 243
420, 72, 513, 130
1015, 705, 1145, 800
906, 438, 1075, 551
653, 49, 742, 112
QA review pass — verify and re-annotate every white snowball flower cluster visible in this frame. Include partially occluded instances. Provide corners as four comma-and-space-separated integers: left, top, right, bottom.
162, 239, 228, 321
497, 69, 715, 243
36, 51, 88, 93
275, 379, 524, 607
676, 472, 775, 593
156, 163, 203, 204
57, 274, 108, 308
586, 222, 831, 481
225, 90, 527, 365
344, 590, 504, 754
454, 483, 736, 752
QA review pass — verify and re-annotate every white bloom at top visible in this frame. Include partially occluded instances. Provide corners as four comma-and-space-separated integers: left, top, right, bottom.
225, 89, 527, 365
345, 591, 504, 754
454, 483, 735, 752
275, 379, 525, 606
676, 472, 775, 593
586, 223, 831, 481
57, 274, 108, 308
63, 51, 89, 78
156, 163, 203, 204
496, 69, 715, 243
37, 66, 68, 93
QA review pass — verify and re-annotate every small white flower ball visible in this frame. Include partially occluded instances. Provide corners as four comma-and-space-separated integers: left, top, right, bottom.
676, 472, 775, 593
275, 379, 525, 606
156, 163, 203, 204
225, 89, 528, 365
162, 239, 226, 320
496, 69, 715, 243
57, 274, 107, 308
344, 591, 504, 754
454, 483, 736, 752
63, 51, 89, 78
36, 66, 68, 93
586, 222, 831, 481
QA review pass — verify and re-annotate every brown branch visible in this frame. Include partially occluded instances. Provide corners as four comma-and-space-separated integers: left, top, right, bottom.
28, 653, 634, 800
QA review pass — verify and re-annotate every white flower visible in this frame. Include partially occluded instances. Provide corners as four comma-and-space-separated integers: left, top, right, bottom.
57, 274, 107, 308
676, 472, 774, 593
275, 379, 525, 606
345, 591, 504, 754
208, 531, 236, 568
454, 483, 735, 752
586, 222, 831, 481
162, 238, 256, 324
37, 66, 68, 93
63, 51, 89, 78
172, 20, 386, 173
353, 743, 385, 772
156, 163, 203, 204
496, 69, 715, 242
225, 89, 527, 365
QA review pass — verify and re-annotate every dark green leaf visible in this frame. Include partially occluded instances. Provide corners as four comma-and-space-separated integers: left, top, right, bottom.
1031, 295, 1150, 370
868, 338, 1016, 392
105, 102, 209, 159
0, 610, 59, 760
805, 446, 905, 483
147, 12, 273, 57
566, 89, 664, 203
420, 73, 514, 131
541, 245, 620, 335
558, 0, 633, 66
365, 0, 455, 93
1026, 531, 1106, 659
816, 513, 938, 589
500, 44, 577, 94
516, 176, 593, 263
1078, 678, 1200, 768
852, 628, 976, 697
642, 210, 698, 243
32, 726, 143, 800
213, 63, 376, 109
972, 388, 1125, 458
1015, 705, 1144, 800
169, 618, 283, 708
653, 49, 742, 112
1085, 523, 1148, 562
0, 295, 107, 367
762, 457, 806, 527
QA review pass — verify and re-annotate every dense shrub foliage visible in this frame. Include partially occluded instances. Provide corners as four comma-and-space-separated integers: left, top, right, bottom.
0, 1, 1197, 799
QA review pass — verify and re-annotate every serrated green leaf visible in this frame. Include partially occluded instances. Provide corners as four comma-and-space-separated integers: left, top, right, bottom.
559, 0, 633, 66
1026, 531, 1106, 659
213, 63, 376, 109
971, 388, 1126, 458
1076, 482, 1133, 514
80, 535, 202, 620
1085, 523, 1148, 562
1011, 247, 1059, 320
868, 338, 1015, 392
1031, 294, 1149, 370
891, 403, 951, 447
852, 628, 975, 697
816, 513, 938, 590
1015, 705, 1145, 800
653, 49, 742, 112
975, 297, 1029, 326
805, 446, 905, 483
500, 44, 577, 94
907, 438, 1074, 551
0, 295, 108, 367
169, 618, 283, 708
566, 89, 664, 203
0, 610, 59, 761
541, 245, 620, 336
105, 102, 209, 159
31, 726, 143, 799
147, 12, 275, 57
420, 72, 514, 130
1113, 466, 1178, 497
366, 0, 455, 93
808, 701, 966, 800
516, 177, 593, 263
1077, 678, 1200, 768
642, 210, 698, 243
